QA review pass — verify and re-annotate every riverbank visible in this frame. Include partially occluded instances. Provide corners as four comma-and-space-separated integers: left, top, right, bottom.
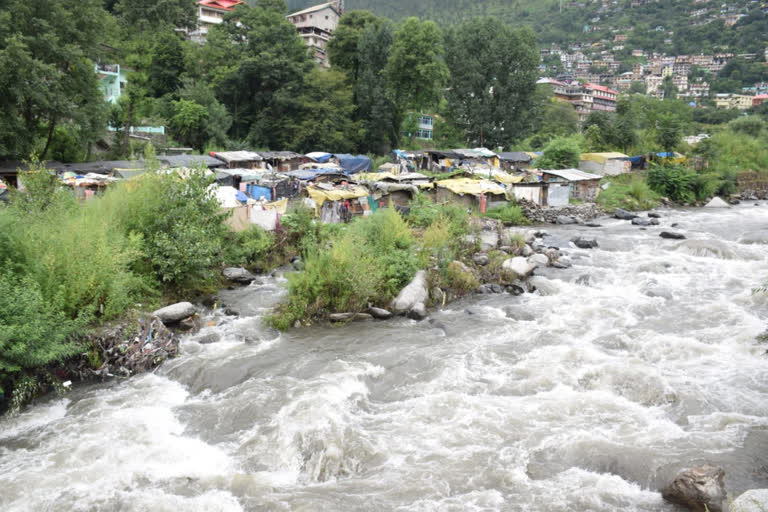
2, 202, 767, 511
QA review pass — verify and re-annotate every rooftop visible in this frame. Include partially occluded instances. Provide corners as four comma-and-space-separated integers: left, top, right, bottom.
287, 2, 340, 18
197, 0, 246, 11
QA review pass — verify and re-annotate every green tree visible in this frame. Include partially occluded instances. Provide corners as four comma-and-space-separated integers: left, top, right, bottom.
169, 99, 210, 152
662, 75, 678, 100
206, 1, 312, 146
629, 81, 647, 95
0, 0, 108, 160
328, 10, 386, 86
177, 80, 232, 149
287, 69, 359, 153
385, 18, 449, 112
148, 31, 187, 98
536, 136, 581, 169
728, 116, 766, 138
656, 113, 682, 153
444, 19, 539, 148
115, 0, 196, 32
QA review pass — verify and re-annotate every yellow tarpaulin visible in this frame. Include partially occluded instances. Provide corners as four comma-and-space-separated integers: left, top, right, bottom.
307, 185, 370, 207
492, 173, 523, 184
264, 197, 288, 214
580, 152, 629, 164
435, 178, 506, 196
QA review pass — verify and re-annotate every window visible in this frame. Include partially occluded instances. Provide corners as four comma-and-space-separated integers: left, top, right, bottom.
419, 115, 433, 126
416, 129, 433, 140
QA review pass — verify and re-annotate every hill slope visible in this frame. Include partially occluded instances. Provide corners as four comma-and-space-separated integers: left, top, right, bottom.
282, 0, 768, 55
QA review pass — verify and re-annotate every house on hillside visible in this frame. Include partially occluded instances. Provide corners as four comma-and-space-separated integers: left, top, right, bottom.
190, 0, 247, 44
287, 2, 343, 68
257, 151, 304, 172
498, 152, 533, 172
210, 151, 263, 169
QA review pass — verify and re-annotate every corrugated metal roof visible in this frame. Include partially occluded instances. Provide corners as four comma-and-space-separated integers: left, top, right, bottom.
498, 152, 532, 162
212, 151, 263, 163
287, 2, 338, 17
542, 169, 602, 181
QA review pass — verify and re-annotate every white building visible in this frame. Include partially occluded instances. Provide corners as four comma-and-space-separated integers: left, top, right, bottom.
287, 2, 343, 68
190, 0, 246, 44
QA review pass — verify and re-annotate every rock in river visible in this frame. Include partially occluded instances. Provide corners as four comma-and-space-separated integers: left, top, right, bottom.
661, 464, 726, 512
571, 237, 599, 249
222, 267, 257, 284
392, 270, 428, 319
502, 257, 537, 279
631, 217, 651, 226
660, 231, 686, 240
614, 208, 638, 220
329, 313, 373, 322
704, 197, 730, 208
153, 302, 196, 324
368, 307, 394, 320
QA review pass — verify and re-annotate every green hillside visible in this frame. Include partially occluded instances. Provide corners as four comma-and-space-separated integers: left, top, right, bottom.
283, 0, 768, 55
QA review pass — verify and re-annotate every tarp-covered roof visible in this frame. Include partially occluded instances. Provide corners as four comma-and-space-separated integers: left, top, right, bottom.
306, 185, 369, 207
498, 152, 533, 163
257, 151, 303, 161
159, 154, 226, 169
211, 151, 263, 164
333, 154, 372, 174
542, 169, 602, 181
305, 152, 332, 163
425, 150, 462, 160
452, 148, 499, 159
284, 169, 346, 180
435, 178, 507, 196
580, 152, 629, 164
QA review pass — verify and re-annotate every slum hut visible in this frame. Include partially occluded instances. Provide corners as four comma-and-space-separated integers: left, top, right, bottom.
510, 182, 548, 206
305, 152, 333, 163
498, 152, 533, 172
540, 169, 602, 202
159, 154, 226, 170
579, 152, 630, 176
305, 183, 372, 223
0, 161, 31, 188
432, 178, 507, 212
0, 181, 8, 203
421, 150, 462, 172
284, 169, 349, 185
356, 172, 432, 209
59, 172, 120, 200
653, 152, 687, 165
210, 151, 263, 169
452, 148, 501, 169
257, 151, 305, 172
332, 154, 372, 174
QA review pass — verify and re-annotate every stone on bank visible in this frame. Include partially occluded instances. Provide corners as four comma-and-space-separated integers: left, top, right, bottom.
392, 270, 429, 320
661, 464, 726, 512
152, 302, 196, 324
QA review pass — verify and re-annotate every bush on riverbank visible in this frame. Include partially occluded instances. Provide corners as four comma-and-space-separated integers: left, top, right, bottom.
268, 208, 421, 330
597, 173, 660, 211
0, 156, 240, 411
483, 203, 530, 225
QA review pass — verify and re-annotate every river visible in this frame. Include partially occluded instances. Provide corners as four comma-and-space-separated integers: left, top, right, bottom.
2, 204, 768, 511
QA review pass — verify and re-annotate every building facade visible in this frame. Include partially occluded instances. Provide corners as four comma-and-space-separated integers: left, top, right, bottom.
286, 2, 342, 68
191, 0, 246, 44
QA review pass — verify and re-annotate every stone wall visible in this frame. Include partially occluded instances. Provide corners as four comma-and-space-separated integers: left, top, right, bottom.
519, 199, 604, 224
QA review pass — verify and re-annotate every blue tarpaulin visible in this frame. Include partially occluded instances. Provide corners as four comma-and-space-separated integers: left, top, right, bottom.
333, 154, 372, 174
306, 152, 332, 163
628, 156, 644, 164
246, 185, 272, 200
236, 190, 250, 202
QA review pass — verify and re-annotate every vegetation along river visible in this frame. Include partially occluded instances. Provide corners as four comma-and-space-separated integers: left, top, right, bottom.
2, 204, 768, 511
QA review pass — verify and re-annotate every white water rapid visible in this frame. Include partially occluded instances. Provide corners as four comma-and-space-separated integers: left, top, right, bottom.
2, 204, 768, 511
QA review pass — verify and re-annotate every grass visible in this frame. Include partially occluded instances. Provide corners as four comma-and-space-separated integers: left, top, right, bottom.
597, 173, 661, 211
484, 203, 530, 225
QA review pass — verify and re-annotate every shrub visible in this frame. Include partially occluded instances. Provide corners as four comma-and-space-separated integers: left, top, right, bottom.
484, 203, 530, 225
597, 174, 661, 211
444, 261, 479, 295
647, 165, 695, 203
224, 226, 275, 270
536, 136, 581, 169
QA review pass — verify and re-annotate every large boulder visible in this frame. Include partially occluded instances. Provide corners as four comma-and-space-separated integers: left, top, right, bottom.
392, 270, 429, 318
153, 302, 196, 324
615, 208, 638, 220
502, 257, 537, 279
368, 307, 393, 320
528, 253, 549, 267
661, 465, 726, 512
704, 197, 730, 208
731, 489, 768, 512
479, 229, 499, 250
222, 267, 256, 284
556, 215, 577, 225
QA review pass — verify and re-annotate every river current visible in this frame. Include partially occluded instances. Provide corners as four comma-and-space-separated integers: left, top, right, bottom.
2, 204, 768, 511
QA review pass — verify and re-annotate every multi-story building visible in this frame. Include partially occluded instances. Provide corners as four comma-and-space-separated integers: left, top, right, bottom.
645, 75, 664, 97
549, 80, 617, 123
672, 74, 688, 92
95, 63, 127, 104
190, 0, 246, 44
415, 114, 434, 140
715, 93, 755, 110
673, 55, 691, 77
287, 2, 343, 68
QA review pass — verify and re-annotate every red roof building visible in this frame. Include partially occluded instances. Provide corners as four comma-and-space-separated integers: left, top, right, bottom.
191, 0, 247, 43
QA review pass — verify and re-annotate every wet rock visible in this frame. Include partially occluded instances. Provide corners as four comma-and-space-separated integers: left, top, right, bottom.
505, 284, 525, 296
556, 215, 577, 225
472, 253, 490, 266
222, 267, 256, 284
503, 305, 535, 320
551, 261, 571, 269
614, 208, 638, 220
407, 303, 428, 320
648, 212, 662, 218
431, 287, 445, 304
392, 270, 428, 317
502, 257, 537, 279
632, 217, 651, 226
704, 197, 730, 208
521, 244, 534, 257
731, 489, 768, 512
476, 284, 493, 294
528, 253, 549, 267
224, 308, 239, 316
571, 237, 599, 249
178, 316, 199, 331
671, 223, 680, 228
660, 231, 686, 240
585, 223, 602, 227
662, 465, 726, 512
292, 259, 303, 271
650, 218, 660, 225
544, 248, 560, 263
329, 312, 373, 322
368, 307, 393, 320
196, 332, 221, 344
490, 284, 504, 293
153, 302, 196, 324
